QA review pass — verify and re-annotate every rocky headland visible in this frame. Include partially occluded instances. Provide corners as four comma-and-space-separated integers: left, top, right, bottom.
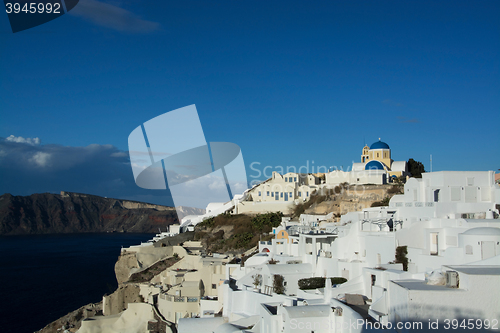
0, 192, 204, 235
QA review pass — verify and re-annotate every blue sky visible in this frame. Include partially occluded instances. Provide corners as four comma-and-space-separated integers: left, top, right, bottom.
0, 0, 499, 206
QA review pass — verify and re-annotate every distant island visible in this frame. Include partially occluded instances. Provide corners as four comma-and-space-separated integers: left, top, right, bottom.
0, 191, 205, 235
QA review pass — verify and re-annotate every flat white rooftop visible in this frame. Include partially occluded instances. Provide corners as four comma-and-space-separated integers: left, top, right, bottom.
284, 304, 331, 318
464, 219, 500, 224
444, 265, 500, 276
391, 279, 463, 292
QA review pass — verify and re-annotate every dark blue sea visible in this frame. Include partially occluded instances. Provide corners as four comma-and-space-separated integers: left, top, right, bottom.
0, 233, 155, 333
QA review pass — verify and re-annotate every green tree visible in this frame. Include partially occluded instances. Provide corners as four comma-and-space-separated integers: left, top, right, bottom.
252, 274, 262, 288
395, 175, 406, 186
273, 274, 285, 294
395, 246, 408, 271
407, 158, 425, 178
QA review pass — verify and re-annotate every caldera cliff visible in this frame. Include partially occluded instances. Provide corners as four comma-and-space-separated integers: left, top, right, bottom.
0, 191, 204, 235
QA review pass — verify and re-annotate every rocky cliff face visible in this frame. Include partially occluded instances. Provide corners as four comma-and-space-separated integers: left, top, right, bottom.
0, 192, 204, 235
302, 184, 401, 217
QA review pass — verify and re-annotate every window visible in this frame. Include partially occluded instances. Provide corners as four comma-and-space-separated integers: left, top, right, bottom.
434, 189, 440, 202
430, 232, 438, 255
271, 192, 274, 197
285, 177, 288, 182
467, 177, 474, 186
306, 192, 309, 196
377, 153, 379, 157
294, 177, 297, 182
258, 191, 261, 196
280, 192, 283, 198
275, 192, 279, 200
299, 192, 301, 197
290, 192, 292, 197
212, 284, 217, 289
267, 191, 269, 196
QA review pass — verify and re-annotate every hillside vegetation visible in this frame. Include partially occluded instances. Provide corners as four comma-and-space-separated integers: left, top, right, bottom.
194, 212, 282, 253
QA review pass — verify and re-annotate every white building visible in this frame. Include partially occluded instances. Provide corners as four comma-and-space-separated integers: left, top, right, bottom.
387, 264, 500, 328
236, 171, 320, 214
326, 139, 409, 186
178, 170, 500, 332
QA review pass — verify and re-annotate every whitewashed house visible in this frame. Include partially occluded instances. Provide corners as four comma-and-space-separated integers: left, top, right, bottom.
178, 170, 500, 333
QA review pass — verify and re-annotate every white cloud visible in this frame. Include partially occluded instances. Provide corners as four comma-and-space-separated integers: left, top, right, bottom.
382, 99, 404, 107
6, 135, 41, 145
70, 0, 161, 33
208, 179, 226, 191
231, 182, 248, 193
397, 116, 421, 123
131, 162, 148, 172
0, 138, 175, 206
0, 137, 250, 209
30, 152, 51, 167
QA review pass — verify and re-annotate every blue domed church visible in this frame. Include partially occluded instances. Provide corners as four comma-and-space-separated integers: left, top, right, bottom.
354, 139, 408, 181
326, 139, 409, 185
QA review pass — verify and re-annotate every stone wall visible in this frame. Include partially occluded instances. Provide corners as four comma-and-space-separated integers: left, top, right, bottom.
302, 185, 397, 218
102, 284, 142, 316
115, 252, 141, 285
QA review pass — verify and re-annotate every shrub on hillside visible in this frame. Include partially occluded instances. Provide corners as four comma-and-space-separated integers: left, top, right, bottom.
333, 182, 349, 194
194, 212, 283, 252
298, 277, 324, 290
387, 185, 403, 195
331, 277, 347, 285
298, 277, 347, 290
371, 196, 391, 207
251, 212, 283, 230
395, 245, 408, 271
273, 274, 285, 294
292, 191, 327, 217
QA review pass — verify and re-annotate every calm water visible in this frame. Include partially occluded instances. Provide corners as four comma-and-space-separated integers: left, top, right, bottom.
0, 233, 155, 333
